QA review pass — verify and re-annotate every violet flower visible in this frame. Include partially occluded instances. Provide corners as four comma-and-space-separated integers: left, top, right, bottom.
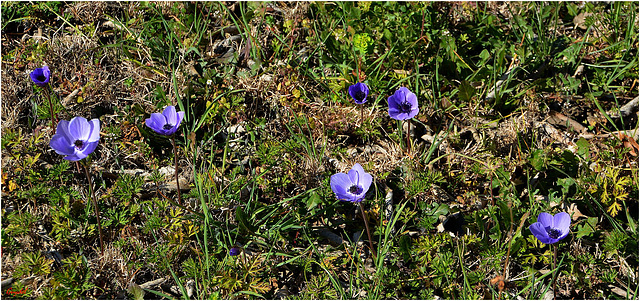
30, 66, 51, 87
387, 87, 419, 120
349, 82, 369, 104
50, 117, 100, 161
145, 106, 185, 136
330, 163, 373, 203
529, 212, 570, 244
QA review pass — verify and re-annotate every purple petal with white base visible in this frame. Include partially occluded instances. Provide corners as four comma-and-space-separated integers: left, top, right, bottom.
529, 212, 571, 244
145, 106, 185, 136
49, 117, 100, 161
330, 163, 372, 203
388, 87, 419, 120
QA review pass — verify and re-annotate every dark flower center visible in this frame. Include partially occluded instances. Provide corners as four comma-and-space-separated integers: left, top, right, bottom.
37, 74, 47, 82
163, 123, 174, 130
354, 90, 366, 101
400, 101, 412, 113
74, 140, 84, 149
546, 227, 561, 239
349, 185, 363, 195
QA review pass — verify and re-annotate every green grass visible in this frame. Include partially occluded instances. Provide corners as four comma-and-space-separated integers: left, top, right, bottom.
1, 1, 638, 299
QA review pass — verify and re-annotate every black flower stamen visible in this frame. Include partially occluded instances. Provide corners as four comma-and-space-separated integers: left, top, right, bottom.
546, 228, 561, 239
355, 91, 366, 101
349, 185, 363, 195
74, 140, 84, 149
37, 75, 46, 82
163, 123, 173, 130
400, 101, 412, 113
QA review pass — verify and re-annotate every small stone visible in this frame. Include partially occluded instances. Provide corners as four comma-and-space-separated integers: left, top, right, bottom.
185, 280, 195, 298
260, 74, 273, 82
228, 124, 246, 136
158, 166, 175, 177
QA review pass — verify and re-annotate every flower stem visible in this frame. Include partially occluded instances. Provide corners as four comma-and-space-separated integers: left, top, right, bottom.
171, 135, 183, 206
360, 104, 364, 127
552, 243, 558, 300
405, 119, 411, 153
43, 86, 57, 129
359, 202, 376, 261
83, 162, 104, 255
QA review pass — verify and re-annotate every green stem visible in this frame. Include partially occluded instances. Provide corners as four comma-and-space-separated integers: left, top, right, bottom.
359, 202, 376, 261
171, 135, 183, 206
83, 162, 104, 255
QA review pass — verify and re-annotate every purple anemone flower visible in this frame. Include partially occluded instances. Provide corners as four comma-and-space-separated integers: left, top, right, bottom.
330, 163, 373, 203
145, 106, 185, 136
30, 66, 51, 87
529, 212, 570, 244
229, 247, 241, 256
349, 82, 370, 104
388, 87, 419, 120
50, 117, 100, 161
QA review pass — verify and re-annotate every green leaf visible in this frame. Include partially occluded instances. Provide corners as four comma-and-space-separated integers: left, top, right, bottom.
306, 191, 322, 211
127, 283, 145, 300
576, 216, 598, 239
236, 206, 256, 234
557, 178, 575, 197
458, 80, 476, 102
433, 203, 450, 215
383, 29, 392, 41
576, 137, 590, 160
479, 49, 490, 63
530, 149, 546, 171
624, 201, 638, 235
426, 203, 450, 224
